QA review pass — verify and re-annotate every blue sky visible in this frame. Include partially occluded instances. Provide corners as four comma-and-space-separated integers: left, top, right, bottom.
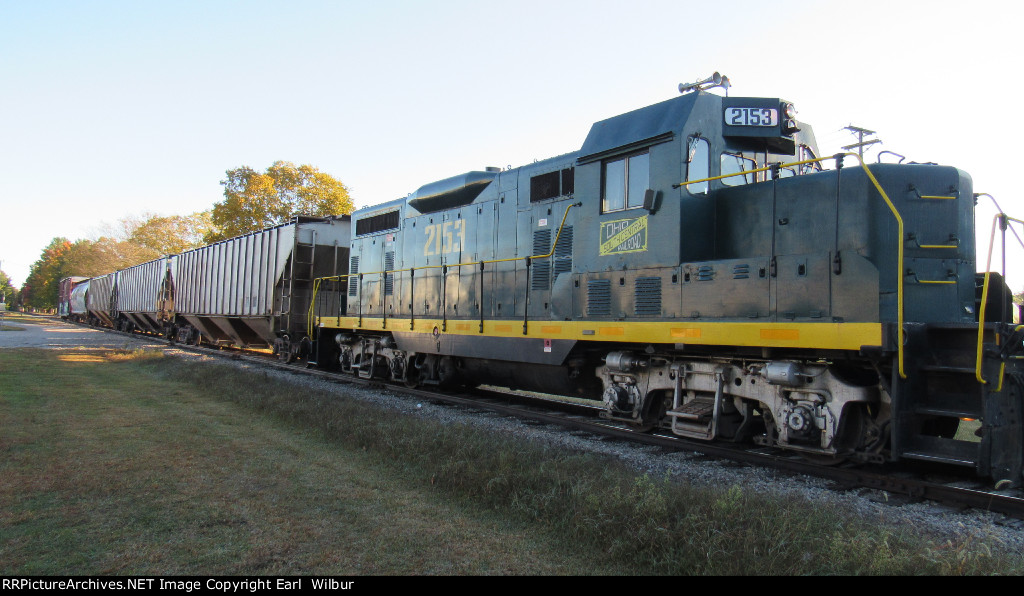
1, 0, 1021, 287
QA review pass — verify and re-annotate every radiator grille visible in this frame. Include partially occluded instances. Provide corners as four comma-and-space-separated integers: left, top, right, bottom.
587, 279, 612, 316
635, 277, 662, 316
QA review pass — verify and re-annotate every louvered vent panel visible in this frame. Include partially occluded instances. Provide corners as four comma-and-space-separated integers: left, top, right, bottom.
384, 251, 395, 296
348, 256, 359, 296
635, 277, 662, 316
532, 229, 552, 291
531, 262, 551, 291
533, 229, 551, 255
587, 279, 612, 316
553, 226, 573, 277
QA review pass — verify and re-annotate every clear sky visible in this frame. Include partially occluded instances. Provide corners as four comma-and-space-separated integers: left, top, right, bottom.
1, 0, 1021, 288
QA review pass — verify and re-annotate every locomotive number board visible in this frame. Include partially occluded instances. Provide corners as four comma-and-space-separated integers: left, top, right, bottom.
724, 107, 778, 127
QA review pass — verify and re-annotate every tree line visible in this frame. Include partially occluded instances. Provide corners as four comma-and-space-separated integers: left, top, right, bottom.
14, 161, 353, 309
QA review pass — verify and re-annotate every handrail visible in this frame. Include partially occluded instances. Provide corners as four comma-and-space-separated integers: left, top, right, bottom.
675, 152, 909, 377
307, 202, 579, 337
909, 234, 959, 250
315, 155, 919, 377
673, 156, 828, 189
910, 278, 957, 285
909, 185, 958, 201
848, 153, 908, 379
975, 213, 1024, 386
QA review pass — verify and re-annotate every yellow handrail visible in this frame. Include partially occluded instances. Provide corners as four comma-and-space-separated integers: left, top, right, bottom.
307, 202, 578, 337
676, 156, 828, 188
314, 155, 919, 378
975, 213, 1024, 386
679, 152, 909, 376
847, 154, 908, 379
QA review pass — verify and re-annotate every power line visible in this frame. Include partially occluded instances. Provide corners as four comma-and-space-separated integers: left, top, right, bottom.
842, 125, 881, 158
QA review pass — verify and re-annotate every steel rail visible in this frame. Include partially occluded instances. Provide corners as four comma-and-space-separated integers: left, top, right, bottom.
72, 318, 1024, 521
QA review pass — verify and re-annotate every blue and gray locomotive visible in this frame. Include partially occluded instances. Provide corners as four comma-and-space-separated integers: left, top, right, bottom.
313, 76, 1023, 485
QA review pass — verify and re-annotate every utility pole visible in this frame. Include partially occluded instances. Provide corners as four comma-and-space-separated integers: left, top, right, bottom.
0, 260, 5, 329
842, 125, 882, 158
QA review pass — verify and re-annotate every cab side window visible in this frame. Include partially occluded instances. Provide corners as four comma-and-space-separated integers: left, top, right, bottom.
602, 152, 649, 213
685, 136, 709, 195
721, 152, 756, 186
799, 145, 822, 175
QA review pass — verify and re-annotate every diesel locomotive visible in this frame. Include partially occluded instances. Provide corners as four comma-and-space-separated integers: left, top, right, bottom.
312, 75, 1024, 485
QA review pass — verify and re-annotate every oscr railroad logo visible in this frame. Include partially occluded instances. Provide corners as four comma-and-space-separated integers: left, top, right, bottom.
599, 215, 649, 256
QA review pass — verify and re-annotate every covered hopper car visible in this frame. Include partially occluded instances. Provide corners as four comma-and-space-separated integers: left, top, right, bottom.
171, 216, 350, 361
63, 216, 350, 362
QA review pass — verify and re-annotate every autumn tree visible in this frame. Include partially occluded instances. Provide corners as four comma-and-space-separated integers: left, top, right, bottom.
125, 212, 213, 256
61, 237, 145, 277
0, 269, 17, 310
207, 161, 353, 243
21, 237, 72, 309
21, 212, 212, 307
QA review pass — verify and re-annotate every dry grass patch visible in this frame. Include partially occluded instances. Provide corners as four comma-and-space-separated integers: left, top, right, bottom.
0, 349, 605, 575
2, 348, 1021, 576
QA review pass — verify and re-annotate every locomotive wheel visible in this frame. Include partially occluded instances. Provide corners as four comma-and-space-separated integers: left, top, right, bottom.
404, 366, 420, 388
800, 404, 872, 466
629, 392, 671, 433
277, 336, 295, 363
799, 453, 849, 467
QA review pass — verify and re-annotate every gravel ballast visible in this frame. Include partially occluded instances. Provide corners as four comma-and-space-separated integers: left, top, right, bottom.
9, 314, 1024, 556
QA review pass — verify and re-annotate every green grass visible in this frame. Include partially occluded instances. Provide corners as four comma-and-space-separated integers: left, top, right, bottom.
956, 419, 983, 442
1, 348, 1020, 575
0, 349, 595, 575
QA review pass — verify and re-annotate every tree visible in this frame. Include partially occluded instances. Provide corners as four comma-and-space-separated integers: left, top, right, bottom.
21, 212, 213, 308
61, 237, 147, 277
0, 269, 17, 310
21, 237, 72, 309
58, 212, 214, 277
126, 211, 214, 256
207, 161, 353, 243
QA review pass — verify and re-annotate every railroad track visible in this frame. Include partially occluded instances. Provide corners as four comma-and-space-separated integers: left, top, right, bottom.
80, 321, 1024, 522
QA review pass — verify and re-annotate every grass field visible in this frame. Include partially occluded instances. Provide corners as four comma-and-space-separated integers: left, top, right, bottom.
1, 348, 1020, 575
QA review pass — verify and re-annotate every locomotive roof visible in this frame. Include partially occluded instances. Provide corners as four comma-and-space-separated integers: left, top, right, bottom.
578, 92, 700, 163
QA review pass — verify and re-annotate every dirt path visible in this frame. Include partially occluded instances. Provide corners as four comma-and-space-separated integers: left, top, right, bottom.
0, 315, 167, 350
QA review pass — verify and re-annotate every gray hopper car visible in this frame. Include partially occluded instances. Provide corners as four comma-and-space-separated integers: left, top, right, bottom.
114, 257, 174, 334
84, 273, 116, 328
172, 216, 350, 361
